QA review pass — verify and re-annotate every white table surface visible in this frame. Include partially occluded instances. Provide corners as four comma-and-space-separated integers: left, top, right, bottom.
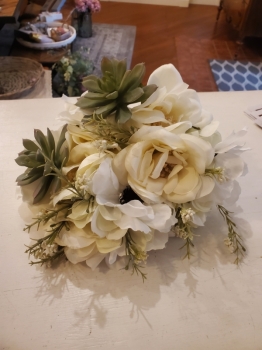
0, 91, 262, 350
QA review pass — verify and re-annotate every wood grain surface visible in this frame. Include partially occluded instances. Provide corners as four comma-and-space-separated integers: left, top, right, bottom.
0, 0, 27, 23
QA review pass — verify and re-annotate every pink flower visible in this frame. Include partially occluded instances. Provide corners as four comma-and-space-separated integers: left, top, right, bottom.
74, 0, 101, 13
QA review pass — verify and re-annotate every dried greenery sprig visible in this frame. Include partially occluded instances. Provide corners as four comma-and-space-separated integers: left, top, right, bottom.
174, 206, 195, 260
25, 221, 69, 266
81, 113, 137, 149
218, 205, 246, 264
124, 230, 147, 282
24, 204, 71, 233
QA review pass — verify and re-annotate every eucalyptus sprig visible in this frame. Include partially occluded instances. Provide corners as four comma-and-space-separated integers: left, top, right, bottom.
218, 205, 246, 264
124, 230, 147, 282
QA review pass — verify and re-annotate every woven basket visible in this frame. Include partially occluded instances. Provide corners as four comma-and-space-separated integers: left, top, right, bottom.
0, 57, 44, 100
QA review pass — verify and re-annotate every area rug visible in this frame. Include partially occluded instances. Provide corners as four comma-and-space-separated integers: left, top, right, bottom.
209, 59, 262, 91
72, 23, 136, 76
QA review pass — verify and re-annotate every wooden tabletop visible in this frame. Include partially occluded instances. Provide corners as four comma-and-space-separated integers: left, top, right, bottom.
0, 0, 27, 24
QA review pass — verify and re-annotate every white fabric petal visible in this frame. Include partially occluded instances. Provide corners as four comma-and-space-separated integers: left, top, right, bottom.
148, 64, 187, 93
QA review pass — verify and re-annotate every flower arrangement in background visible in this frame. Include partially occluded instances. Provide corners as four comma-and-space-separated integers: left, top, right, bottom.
52, 50, 94, 97
74, 0, 101, 13
16, 58, 246, 280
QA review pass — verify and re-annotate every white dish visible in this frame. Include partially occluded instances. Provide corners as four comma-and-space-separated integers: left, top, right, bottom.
16, 22, 76, 50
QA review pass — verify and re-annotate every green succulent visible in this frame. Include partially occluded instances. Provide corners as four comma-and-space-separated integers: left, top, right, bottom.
15, 125, 68, 204
76, 57, 158, 124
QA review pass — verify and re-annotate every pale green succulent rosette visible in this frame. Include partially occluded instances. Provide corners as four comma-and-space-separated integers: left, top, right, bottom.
15, 125, 69, 204
75, 57, 158, 123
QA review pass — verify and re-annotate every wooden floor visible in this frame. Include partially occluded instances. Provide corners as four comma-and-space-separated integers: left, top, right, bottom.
63, 1, 262, 92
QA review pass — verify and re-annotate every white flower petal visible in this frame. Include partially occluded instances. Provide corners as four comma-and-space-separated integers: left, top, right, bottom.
96, 237, 122, 253
148, 64, 187, 93
200, 121, 220, 137
131, 108, 166, 124
64, 243, 97, 264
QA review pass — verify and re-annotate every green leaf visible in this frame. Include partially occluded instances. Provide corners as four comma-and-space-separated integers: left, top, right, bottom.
16, 167, 43, 184
115, 59, 127, 86
85, 92, 108, 100
22, 139, 39, 152
56, 124, 67, 156
58, 146, 69, 167
122, 87, 144, 104
101, 57, 114, 76
47, 129, 55, 156
15, 154, 42, 168
33, 176, 52, 204
82, 78, 103, 92
139, 84, 158, 103
106, 91, 118, 100
95, 101, 117, 118
34, 129, 50, 157
43, 161, 52, 176
36, 149, 45, 163
50, 177, 61, 194
116, 105, 132, 124
118, 63, 145, 95
100, 76, 116, 92
76, 97, 109, 109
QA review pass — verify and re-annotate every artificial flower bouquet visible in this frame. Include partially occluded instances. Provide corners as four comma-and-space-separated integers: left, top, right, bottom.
74, 0, 101, 13
16, 58, 246, 280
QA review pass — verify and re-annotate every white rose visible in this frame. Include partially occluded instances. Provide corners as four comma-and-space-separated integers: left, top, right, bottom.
113, 125, 215, 204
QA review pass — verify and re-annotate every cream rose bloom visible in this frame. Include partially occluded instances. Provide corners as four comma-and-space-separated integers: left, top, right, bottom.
113, 125, 215, 205
130, 64, 214, 133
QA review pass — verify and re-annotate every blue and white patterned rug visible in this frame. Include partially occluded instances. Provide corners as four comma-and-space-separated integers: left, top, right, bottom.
209, 59, 262, 91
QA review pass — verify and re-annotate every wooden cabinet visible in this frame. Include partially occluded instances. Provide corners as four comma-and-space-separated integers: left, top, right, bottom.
218, 0, 262, 40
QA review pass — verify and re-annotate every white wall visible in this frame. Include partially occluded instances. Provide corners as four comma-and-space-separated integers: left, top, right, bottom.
190, 0, 220, 5
103, 0, 220, 6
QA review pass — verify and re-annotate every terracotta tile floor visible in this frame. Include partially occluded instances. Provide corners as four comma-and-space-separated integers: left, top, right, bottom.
175, 37, 262, 92
61, 2, 262, 92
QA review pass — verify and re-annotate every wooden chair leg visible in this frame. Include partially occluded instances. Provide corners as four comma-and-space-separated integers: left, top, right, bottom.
216, 0, 224, 21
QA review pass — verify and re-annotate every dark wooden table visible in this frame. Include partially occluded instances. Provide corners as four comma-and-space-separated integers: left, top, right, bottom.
0, 0, 27, 25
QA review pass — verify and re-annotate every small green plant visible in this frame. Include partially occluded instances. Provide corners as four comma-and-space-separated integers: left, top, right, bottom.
52, 49, 94, 97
